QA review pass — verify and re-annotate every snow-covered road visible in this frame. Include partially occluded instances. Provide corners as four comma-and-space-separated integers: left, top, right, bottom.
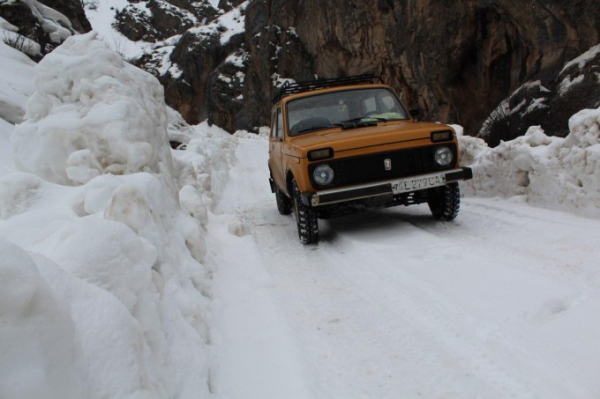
207, 137, 600, 399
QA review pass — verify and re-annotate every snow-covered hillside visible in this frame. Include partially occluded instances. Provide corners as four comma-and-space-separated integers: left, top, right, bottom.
1, 25, 600, 399
83, 0, 247, 60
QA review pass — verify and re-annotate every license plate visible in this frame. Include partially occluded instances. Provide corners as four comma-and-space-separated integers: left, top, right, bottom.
391, 173, 446, 194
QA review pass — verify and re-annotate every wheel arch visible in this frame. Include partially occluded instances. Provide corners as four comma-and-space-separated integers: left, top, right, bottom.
285, 170, 296, 197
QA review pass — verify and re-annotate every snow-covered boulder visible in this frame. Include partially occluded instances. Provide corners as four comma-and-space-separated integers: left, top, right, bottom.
479, 44, 600, 145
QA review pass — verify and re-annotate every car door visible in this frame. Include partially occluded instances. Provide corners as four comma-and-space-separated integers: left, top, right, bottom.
269, 107, 286, 190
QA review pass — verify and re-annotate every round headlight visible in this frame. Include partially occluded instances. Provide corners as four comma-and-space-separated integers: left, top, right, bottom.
313, 164, 335, 186
434, 147, 454, 167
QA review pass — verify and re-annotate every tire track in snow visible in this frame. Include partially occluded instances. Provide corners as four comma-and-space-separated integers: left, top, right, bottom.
211, 137, 600, 398
246, 209, 550, 398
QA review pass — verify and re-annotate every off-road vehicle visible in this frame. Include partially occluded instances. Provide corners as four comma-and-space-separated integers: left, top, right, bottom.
268, 75, 473, 244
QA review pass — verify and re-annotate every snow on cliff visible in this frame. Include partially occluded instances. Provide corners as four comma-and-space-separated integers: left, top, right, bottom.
1, 33, 212, 398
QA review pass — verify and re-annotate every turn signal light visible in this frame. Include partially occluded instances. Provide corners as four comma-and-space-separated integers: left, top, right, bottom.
431, 130, 453, 142
308, 148, 334, 161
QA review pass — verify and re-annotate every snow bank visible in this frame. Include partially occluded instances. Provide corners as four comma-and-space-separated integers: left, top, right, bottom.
0, 239, 86, 399
0, 39, 36, 124
2, 33, 213, 398
171, 124, 268, 211
460, 107, 600, 218
0, 119, 16, 178
12, 32, 173, 186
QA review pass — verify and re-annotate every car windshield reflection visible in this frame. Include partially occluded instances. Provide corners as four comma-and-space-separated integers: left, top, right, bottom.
286, 88, 409, 136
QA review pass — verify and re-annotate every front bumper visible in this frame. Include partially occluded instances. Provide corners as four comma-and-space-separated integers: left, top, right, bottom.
303, 167, 473, 207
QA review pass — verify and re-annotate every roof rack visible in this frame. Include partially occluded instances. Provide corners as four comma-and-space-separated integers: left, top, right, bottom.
272, 74, 383, 104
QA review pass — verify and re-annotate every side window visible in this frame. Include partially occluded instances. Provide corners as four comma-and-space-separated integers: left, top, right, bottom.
270, 110, 277, 138
277, 108, 284, 140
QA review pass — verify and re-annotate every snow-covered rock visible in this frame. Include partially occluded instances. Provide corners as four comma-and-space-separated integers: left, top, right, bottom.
0, 0, 90, 59
479, 43, 600, 145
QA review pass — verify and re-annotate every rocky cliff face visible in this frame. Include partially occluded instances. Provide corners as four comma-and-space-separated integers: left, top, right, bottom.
138, 0, 599, 138
234, 0, 600, 137
13, 0, 596, 141
480, 44, 600, 146
114, 0, 218, 42
133, 1, 248, 131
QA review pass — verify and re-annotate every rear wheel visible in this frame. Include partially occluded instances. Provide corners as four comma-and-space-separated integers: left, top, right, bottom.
428, 182, 460, 221
275, 185, 292, 215
292, 179, 319, 244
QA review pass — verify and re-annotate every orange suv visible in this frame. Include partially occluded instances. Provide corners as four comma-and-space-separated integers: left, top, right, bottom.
268, 75, 473, 244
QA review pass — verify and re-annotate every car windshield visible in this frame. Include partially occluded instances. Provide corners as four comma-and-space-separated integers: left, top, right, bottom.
286, 88, 408, 136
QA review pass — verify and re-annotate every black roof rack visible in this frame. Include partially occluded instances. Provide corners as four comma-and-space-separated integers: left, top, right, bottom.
272, 74, 383, 104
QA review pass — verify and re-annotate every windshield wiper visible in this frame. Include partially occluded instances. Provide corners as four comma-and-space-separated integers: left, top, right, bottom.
339, 116, 388, 130
341, 117, 388, 124
296, 123, 343, 135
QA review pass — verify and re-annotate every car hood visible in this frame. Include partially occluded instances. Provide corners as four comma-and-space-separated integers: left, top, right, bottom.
289, 121, 452, 156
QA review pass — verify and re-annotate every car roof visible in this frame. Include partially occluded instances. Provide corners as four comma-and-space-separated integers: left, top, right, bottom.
272, 83, 393, 109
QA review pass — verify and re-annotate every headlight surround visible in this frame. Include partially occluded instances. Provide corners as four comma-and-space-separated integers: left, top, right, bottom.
313, 164, 335, 186
434, 147, 454, 167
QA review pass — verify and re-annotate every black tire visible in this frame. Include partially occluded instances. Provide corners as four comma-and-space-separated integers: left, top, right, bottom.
428, 182, 460, 221
292, 179, 319, 244
275, 185, 292, 215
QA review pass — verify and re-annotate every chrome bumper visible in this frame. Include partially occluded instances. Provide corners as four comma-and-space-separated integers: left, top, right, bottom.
304, 167, 473, 207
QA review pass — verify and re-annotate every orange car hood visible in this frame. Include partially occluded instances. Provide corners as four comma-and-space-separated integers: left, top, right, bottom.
289, 121, 451, 155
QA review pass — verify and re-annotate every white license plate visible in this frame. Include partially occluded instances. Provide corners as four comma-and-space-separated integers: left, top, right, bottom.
391, 173, 446, 194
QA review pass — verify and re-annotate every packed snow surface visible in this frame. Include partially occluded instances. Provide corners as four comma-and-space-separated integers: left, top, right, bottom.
202, 122, 600, 398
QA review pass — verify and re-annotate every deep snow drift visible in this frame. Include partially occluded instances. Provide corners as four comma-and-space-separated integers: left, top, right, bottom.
1, 33, 212, 398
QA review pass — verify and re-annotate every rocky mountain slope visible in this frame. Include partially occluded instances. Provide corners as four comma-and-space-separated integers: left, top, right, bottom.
4, 0, 599, 143
126, 0, 598, 139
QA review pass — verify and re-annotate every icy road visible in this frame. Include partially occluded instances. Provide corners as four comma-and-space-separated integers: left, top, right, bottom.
207, 137, 600, 399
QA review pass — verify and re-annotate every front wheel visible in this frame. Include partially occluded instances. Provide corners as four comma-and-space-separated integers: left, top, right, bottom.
428, 182, 460, 221
292, 179, 319, 244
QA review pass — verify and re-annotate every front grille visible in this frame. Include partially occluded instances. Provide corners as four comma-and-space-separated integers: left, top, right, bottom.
309, 144, 457, 189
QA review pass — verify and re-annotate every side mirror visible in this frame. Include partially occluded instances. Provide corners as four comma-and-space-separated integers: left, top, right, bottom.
409, 109, 420, 120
